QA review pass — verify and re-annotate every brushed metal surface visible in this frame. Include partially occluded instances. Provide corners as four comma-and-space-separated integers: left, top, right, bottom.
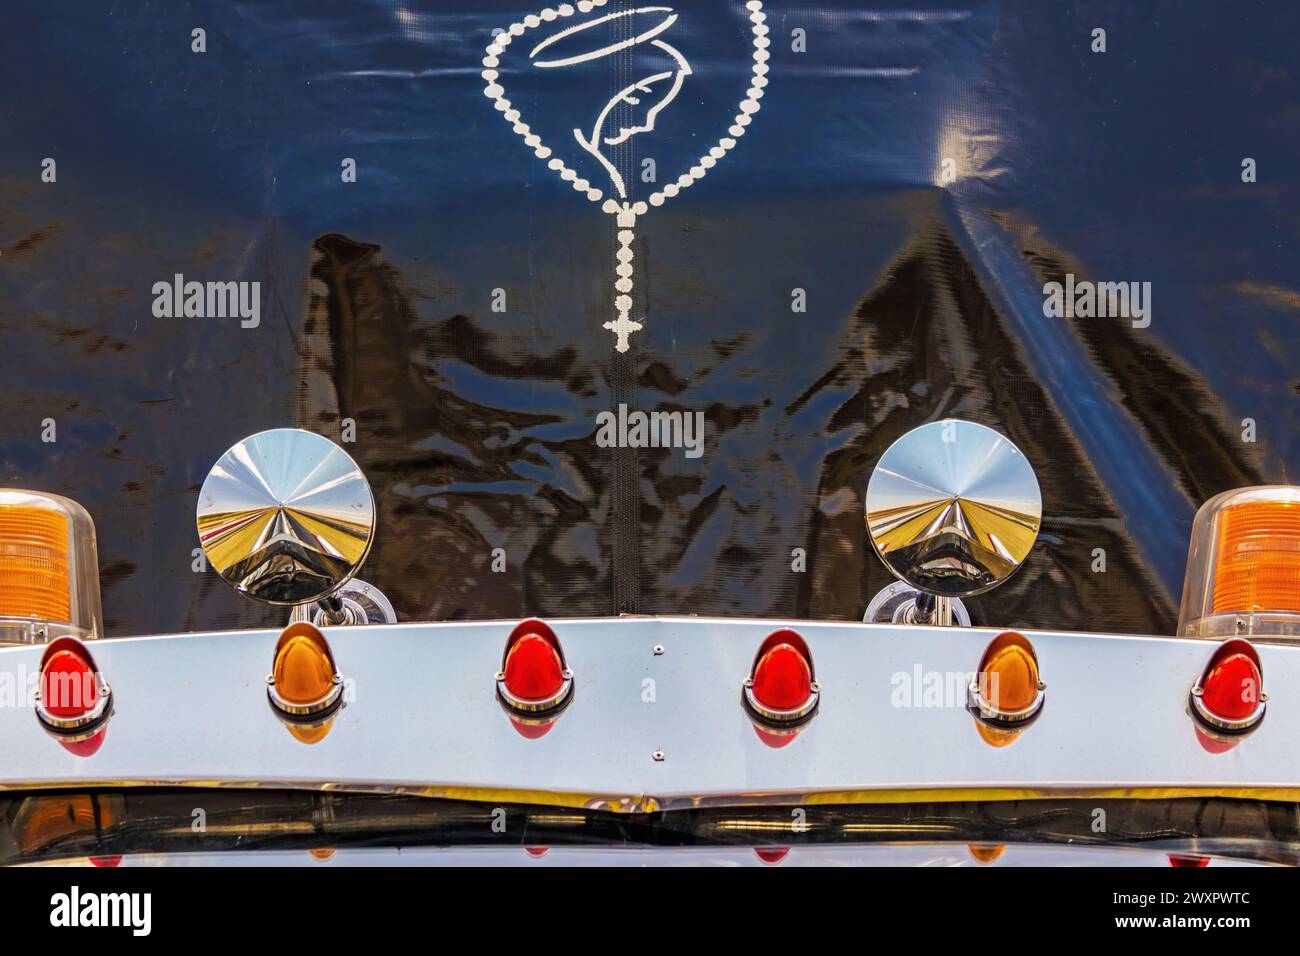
0, 617, 1296, 805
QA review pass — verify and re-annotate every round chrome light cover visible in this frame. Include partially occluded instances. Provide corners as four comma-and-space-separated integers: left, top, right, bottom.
197, 429, 376, 606
866, 419, 1042, 598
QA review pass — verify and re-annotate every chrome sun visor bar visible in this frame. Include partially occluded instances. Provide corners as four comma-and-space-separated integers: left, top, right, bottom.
0, 616, 1297, 809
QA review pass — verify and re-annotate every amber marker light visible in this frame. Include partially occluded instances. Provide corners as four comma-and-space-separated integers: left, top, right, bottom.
0, 491, 102, 647
968, 631, 1045, 746
742, 629, 820, 748
496, 619, 574, 738
267, 622, 344, 743
1178, 486, 1300, 641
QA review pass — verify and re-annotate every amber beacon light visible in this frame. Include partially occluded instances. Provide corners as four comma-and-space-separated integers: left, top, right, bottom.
1178, 486, 1300, 641
0, 491, 102, 646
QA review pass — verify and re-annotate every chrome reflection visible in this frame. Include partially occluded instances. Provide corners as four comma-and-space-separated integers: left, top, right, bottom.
196, 429, 376, 605
866, 419, 1042, 598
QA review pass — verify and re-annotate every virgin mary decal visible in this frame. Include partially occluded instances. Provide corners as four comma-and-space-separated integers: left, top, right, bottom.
482, 1, 769, 352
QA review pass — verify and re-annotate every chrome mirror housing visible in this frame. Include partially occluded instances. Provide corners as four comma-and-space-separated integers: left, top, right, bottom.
864, 419, 1041, 626
197, 428, 395, 624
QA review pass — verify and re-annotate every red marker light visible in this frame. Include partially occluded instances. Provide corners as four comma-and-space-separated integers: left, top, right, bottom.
59, 732, 108, 758
743, 629, 819, 746
41, 647, 98, 718
754, 847, 789, 865
509, 717, 556, 740
753, 726, 799, 748
1169, 854, 1210, 868
1190, 638, 1266, 744
504, 634, 566, 702
1200, 650, 1261, 722
497, 619, 573, 736
752, 643, 812, 711
34, 637, 111, 751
